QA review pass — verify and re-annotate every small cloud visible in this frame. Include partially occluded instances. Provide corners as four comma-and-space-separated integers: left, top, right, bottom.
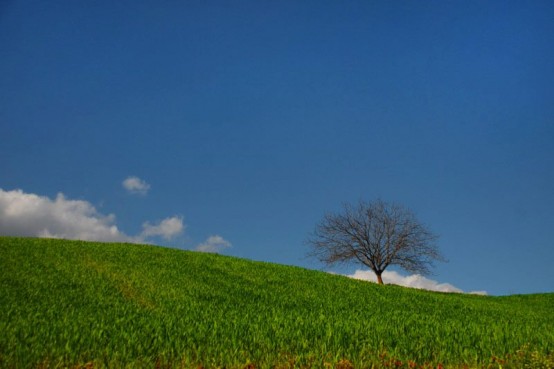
348, 269, 486, 295
140, 216, 184, 241
122, 176, 150, 195
196, 235, 232, 253
469, 290, 488, 296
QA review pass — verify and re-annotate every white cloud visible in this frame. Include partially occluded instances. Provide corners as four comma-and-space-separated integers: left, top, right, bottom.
0, 188, 184, 244
196, 235, 232, 253
468, 290, 488, 296
0, 189, 131, 242
140, 216, 184, 240
122, 176, 150, 195
348, 269, 487, 295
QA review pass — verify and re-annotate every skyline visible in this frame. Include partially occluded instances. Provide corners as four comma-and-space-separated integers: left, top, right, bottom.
2, 0, 553, 295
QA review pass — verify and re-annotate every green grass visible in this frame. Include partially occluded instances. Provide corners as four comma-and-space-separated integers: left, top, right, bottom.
0, 237, 553, 368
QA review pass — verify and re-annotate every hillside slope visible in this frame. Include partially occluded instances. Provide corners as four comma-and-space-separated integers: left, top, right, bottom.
1, 237, 553, 368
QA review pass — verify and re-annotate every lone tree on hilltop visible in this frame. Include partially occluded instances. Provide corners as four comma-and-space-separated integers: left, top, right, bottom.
307, 199, 444, 285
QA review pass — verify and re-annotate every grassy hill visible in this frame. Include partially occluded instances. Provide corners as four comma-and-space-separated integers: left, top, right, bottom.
0, 237, 553, 368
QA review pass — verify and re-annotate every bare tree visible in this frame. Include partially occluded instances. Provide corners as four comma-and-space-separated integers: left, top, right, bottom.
307, 199, 444, 284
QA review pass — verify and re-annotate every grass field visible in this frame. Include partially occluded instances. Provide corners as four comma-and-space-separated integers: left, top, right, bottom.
0, 237, 553, 368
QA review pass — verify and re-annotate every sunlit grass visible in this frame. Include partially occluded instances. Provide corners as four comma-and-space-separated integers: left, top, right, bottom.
1, 237, 552, 368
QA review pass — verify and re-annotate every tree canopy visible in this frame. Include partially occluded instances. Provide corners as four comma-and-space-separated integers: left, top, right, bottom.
307, 199, 444, 284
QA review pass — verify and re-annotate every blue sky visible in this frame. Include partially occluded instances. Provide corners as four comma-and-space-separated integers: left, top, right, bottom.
1, 1, 553, 295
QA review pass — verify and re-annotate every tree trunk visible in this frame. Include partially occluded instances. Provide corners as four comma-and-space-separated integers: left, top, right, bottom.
376, 272, 384, 285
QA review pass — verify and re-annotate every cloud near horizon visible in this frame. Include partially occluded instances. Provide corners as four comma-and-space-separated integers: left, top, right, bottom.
0, 188, 183, 244
140, 216, 184, 241
196, 235, 232, 253
348, 269, 487, 295
122, 176, 150, 195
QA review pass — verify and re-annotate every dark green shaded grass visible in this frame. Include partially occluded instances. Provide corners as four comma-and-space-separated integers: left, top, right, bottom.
0, 237, 553, 368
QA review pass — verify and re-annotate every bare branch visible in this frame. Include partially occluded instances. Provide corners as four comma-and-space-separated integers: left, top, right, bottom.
306, 199, 445, 284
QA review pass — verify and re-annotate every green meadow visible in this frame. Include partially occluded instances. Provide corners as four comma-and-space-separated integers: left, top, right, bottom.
1, 237, 553, 368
